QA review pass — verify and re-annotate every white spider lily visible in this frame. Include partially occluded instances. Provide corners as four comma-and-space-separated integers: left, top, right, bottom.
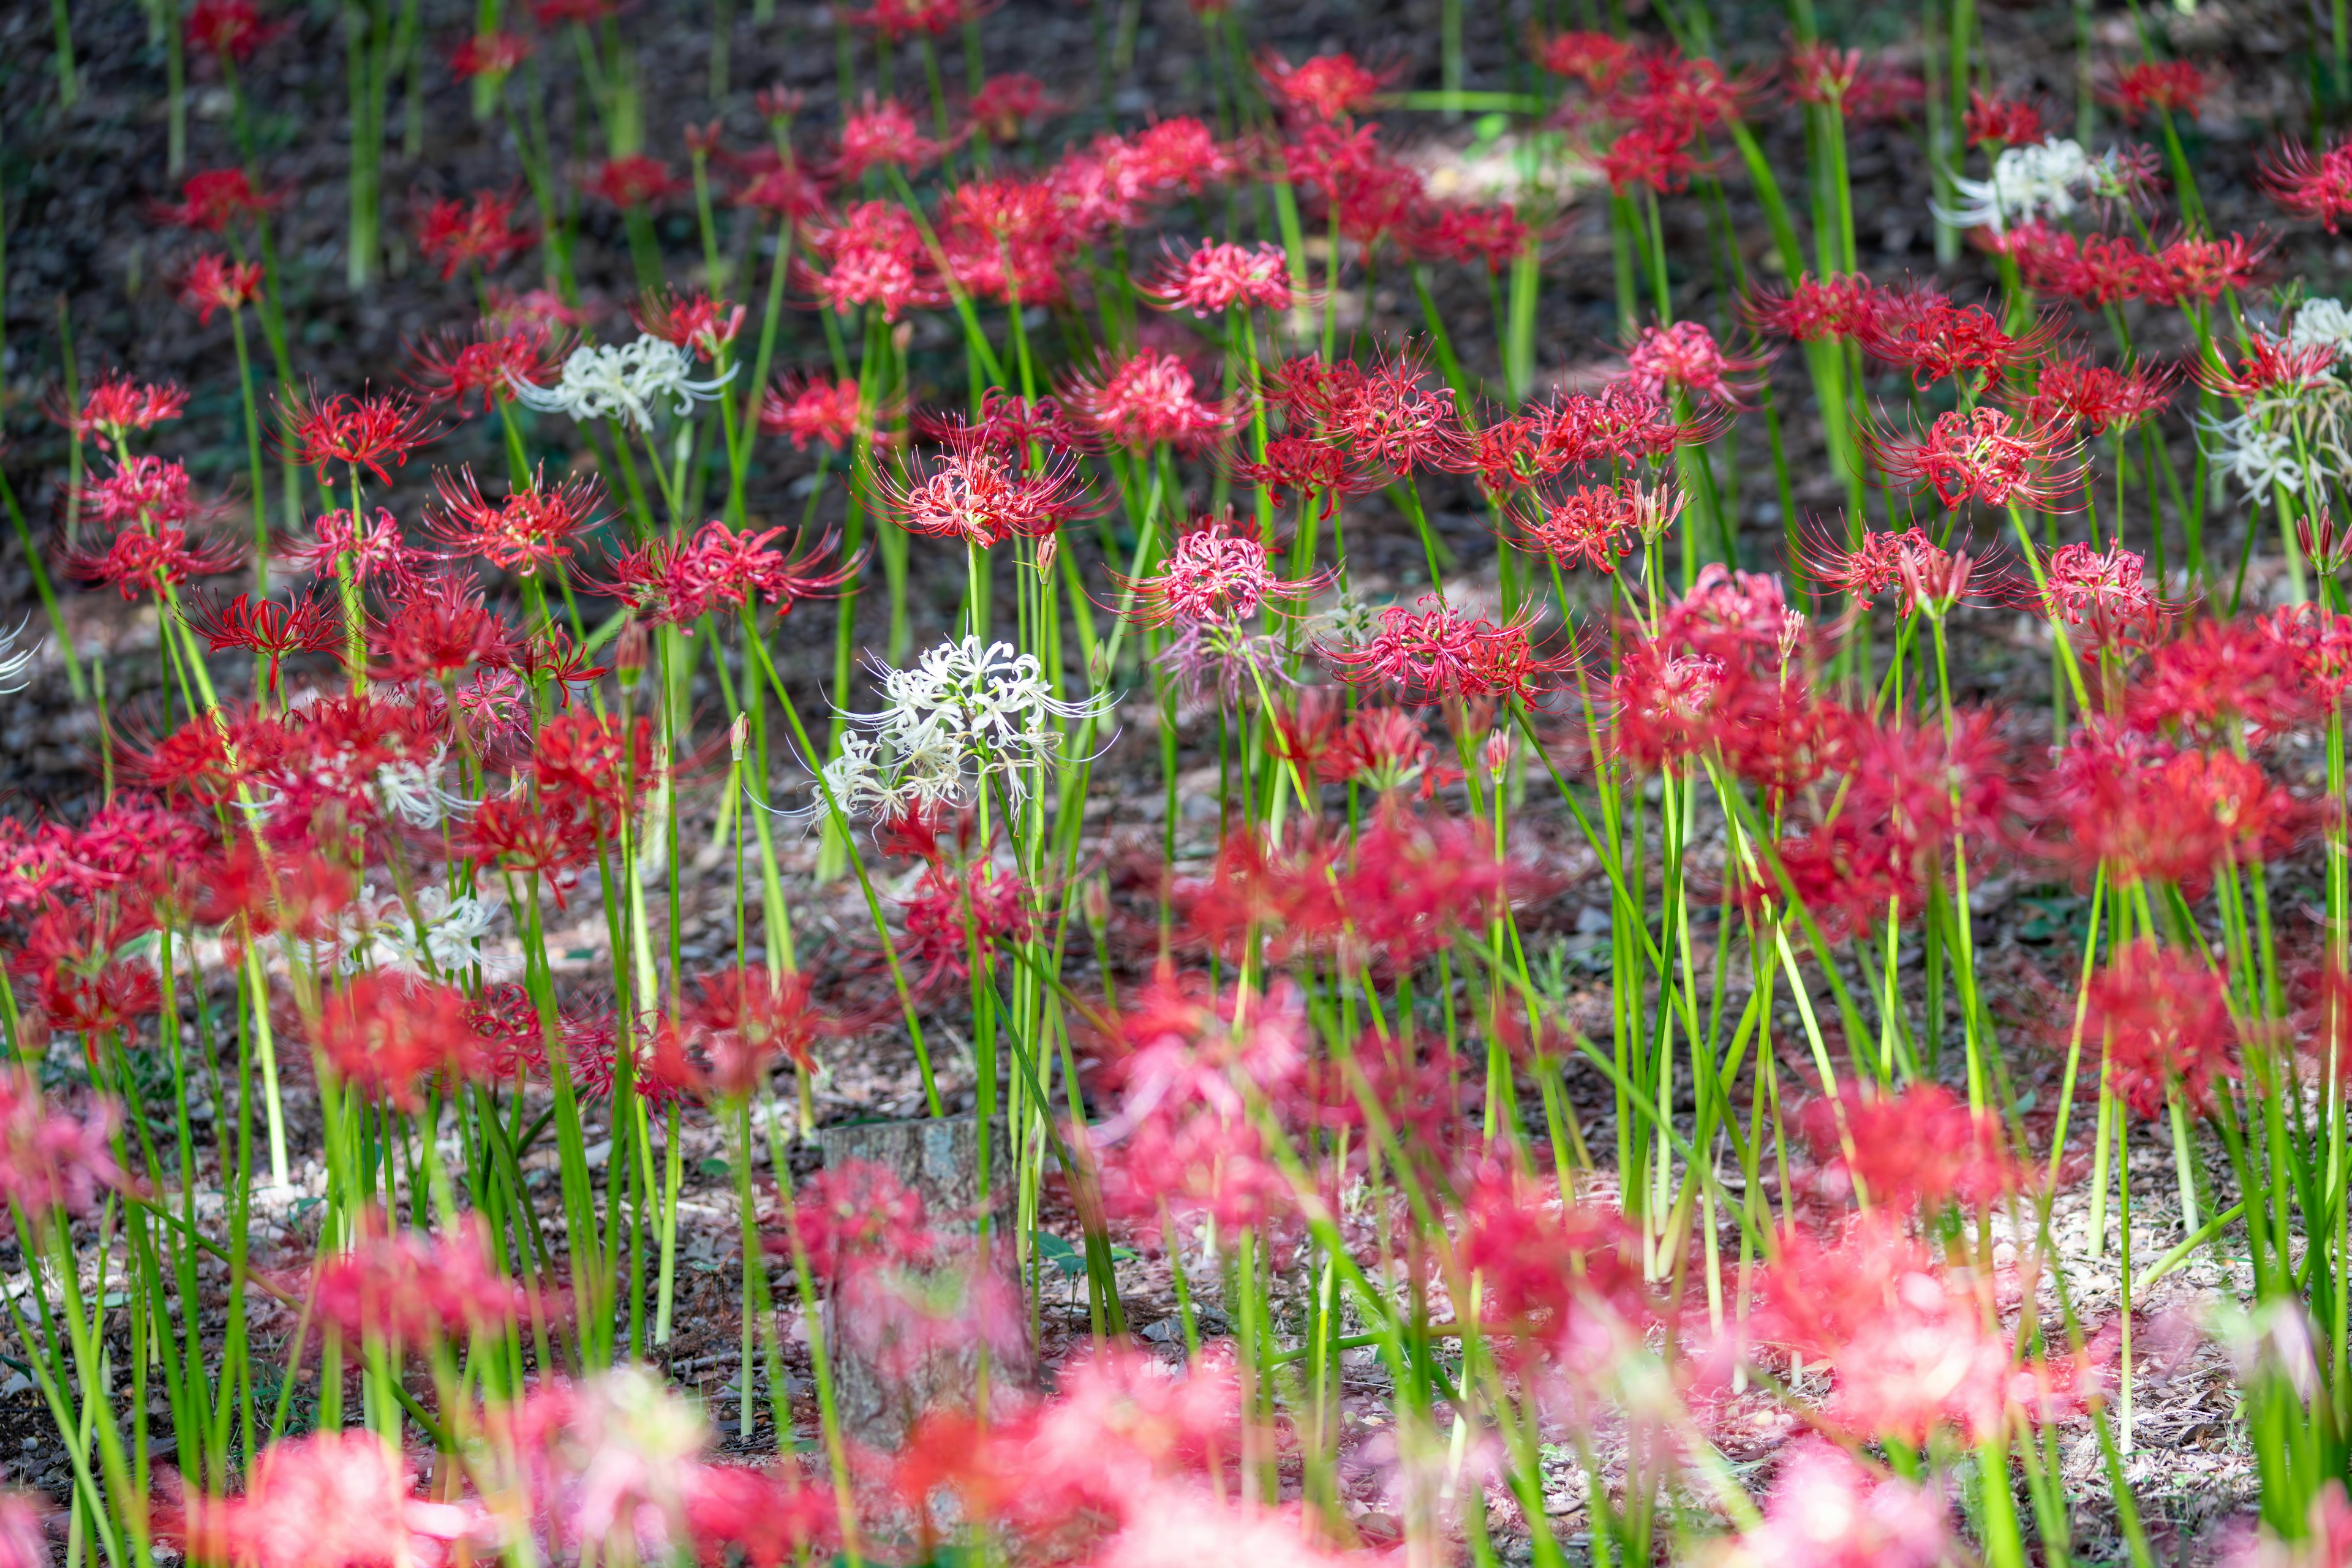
2200, 411, 2307, 496
817, 636, 1115, 817
1937, 137, 2093, 232
375, 748, 471, 829
2291, 298, 2352, 357
323, 886, 505, 976
512, 336, 734, 431
0, 621, 35, 695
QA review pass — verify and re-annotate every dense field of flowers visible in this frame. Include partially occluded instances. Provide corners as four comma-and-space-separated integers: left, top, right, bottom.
10, 0, 2352, 1562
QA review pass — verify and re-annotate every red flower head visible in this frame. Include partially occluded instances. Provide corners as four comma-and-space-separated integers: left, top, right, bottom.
966, 72, 1048, 141
1622, 318, 1771, 409
1064, 349, 1236, 453
733, 154, 829, 221
2105, 59, 2207, 121
2039, 540, 2167, 646
1404, 201, 1532, 273
2127, 616, 2309, 739
839, 0, 987, 40
1533, 29, 1635, 89
1281, 122, 1426, 244
1860, 291, 2059, 391
1869, 405, 2082, 510
184, 0, 280, 59
1803, 524, 1979, 619
799, 200, 946, 320
1257, 50, 1390, 122
0, 1070, 124, 1218
2015, 355, 2176, 435
1722, 1441, 1951, 1568
682, 965, 831, 1090
175, 252, 264, 323
1594, 124, 1702, 195
2084, 940, 2241, 1115
369, 573, 514, 681
1798, 1083, 2020, 1212
310, 1209, 526, 1344
2052, 728, 2296, 891
1513, 476, 1683, 573
1783, 42, 1861, 105
276, 383, 445, 484
881, 447, 1089, 548
407, 321, 568, 415
66, 526, 241, 600
1744, 271, 1876, 342
770, 1159, 935, 1278
1323, 595, 1572, 705
79, 453, 207, 527
2191, 331, 2337, 398
416, 190, 533, 279
582, 155, 684, 209
1316, 352, 1468, 475
426, 464, 602, 576
462, 797, 599, 901
835, 96, 949, 180
1115, 513, 1332, 627
450, 28, 533, 81
2261, 137, 2352, 232
1966, 89, 2045, 148
532, 712, 659, 821
279, 505, 431, 588
151, 168, 281, 230
1454, 1164, 1649, 1357
938, 175, 1075, 304
1141, 240, 1292, 317
760, 374, 869, 451
595, 521, 857, 627
189, 591, 342, 691
896, 861, 1038, 990
167, 1432, 471, 1568
632, 288, 747, 363
51, 372, 187, 448
315, 973, 492, 1110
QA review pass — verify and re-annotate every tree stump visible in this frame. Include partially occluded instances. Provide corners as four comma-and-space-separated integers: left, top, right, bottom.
816, 1115, 1032, 1450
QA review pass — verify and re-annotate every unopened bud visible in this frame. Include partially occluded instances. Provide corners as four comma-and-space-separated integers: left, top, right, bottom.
1483, 729, 1514, 778
730, 712, 750, 763
1036, 533, 1058, 579
615, 621, 648, 673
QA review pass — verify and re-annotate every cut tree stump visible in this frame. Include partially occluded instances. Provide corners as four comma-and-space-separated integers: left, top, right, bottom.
816, 1115, 1032, 1450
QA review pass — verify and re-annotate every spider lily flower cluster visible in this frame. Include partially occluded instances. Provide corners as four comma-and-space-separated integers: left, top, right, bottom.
19, 4, 2352, 1567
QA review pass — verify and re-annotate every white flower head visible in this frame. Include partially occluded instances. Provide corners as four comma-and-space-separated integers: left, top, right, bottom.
322, 885, 505, 976
2201, 410, 2307, 496
1937, 136, 2093, 233
375, 746, 472, 829
817, 636, 1115, 818
0, 620, 36, 695
2292, 298, 2352, 358
512, 336, 734, 431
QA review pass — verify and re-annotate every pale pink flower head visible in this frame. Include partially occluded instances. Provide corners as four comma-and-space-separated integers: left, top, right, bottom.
511, 1368, 711, 1557
0, 1069, 126, 1223
169, 1431, 476, 1568
1142, 240, 1294, 315
1089, 1482, 1352, 1568
308, 1209, 527, 1347
1115, 513, 1332, 627
835, 96, 948, 179
2228, 1480, 2352, 1568
1713, 1439, 1948, 1568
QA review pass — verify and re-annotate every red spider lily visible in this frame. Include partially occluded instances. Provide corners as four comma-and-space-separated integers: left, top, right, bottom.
49, 372, 187, 448
0, 1070, 124, 1218
836, 96, 949, 180
1722, 1441, 1951, 1568
1533, 30, 1636, 91
2262, 137, 2352, 231
514, 625, 612, 692
1860, 292, 2059, 391
65, 526, 241, 600
1966, 89, 2045, 148
175, 251, 263, 323
484, 285, 587, 334
684, 1464, 838, 1567
461, 796, 600, 903
2192, 331, 2338, 398
1870, 405, 2082, 510
1744, 271, 1876, 342
840, 0, 989, 39
632, 288, 746, 361
2127, 616, 2310, 739
1257, 50, 1391, 121
1623, 318, 1771, 408
1115, 513, 1332, 626
938, 175, 1076, 303
1610, 565, 1814, 782
188, 591, 342, 690
2040, 540, 2168, 645
682, 965, 829, 1090
767, 1159, 937, 1278
582, 154, 685, 209
595, 522, 857, 627
407, 321, 568, 414
798, 200, 946, 320
1064, 349, 1236, 453
1403, 201, 1532, 273
1228, 432, 1373, 515
276, 384, 444, 484
1512, 477, 1683, 573
164, 1431, 473, 1568
733, 154, 829, 220
309, 1209, 526, 1344
760, 374, 868, 450
279, 505, 431, 587
369, 574, 516, 680
967, 72, 1049, 140
1796, 1083, 2020, 1211
427, 464, 602, 575
416, 190, 533, 278
184, 0, 279, 58
1138, 237, 1289, 317
1282, 122, 1427, 246
2084, 939, 2241, 1115
1455, 1164, 1650, 1359
1531, 380, 1720, 467
1844, 61, 1926, 125
531, 0, 617, 21
2105, 59, 2207, 121
1782, 41, 1861, 105
315, 974, 493, 1110
1342, 807, 1526, 960
533, 712, 659, 820
1316, 706, 1458, 796
1317, 353, 1468, 473
919, 388, 1088, 461
449, 27, 533, 81
151, 168, 281, 230
1594, 124, 1703, 195
1322, 596, 1573, 705
2004, 223, 2264, 309
79, 454, 207, 526
2051, 728, 2297, 892
881, 447, 1089, 548
896, 861, 1038, 990
2263, 601, 2352, 708
2014, 355, 2176, 435
1104, 116, 1237, 203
